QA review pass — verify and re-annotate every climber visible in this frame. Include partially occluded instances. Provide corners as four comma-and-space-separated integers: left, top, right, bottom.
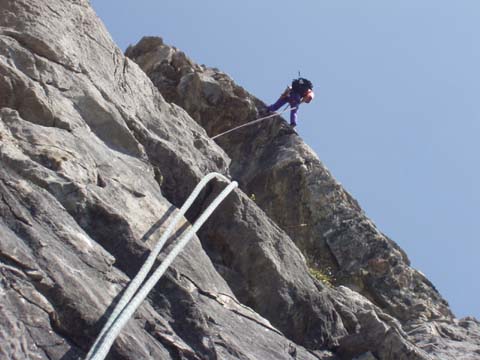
265, 77, 314, 128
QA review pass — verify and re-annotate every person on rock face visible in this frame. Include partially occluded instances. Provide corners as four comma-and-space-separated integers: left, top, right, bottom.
266, 77, 315, 128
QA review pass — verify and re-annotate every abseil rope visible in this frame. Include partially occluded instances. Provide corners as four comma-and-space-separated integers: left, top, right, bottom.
86, 172, 238, 360
87, 173, 231, 359
211, 105, 296, 140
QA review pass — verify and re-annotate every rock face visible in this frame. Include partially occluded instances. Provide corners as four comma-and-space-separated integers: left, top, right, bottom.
126, 37, 480, 359
0, 1, 478, 359
124, 36, 448, 322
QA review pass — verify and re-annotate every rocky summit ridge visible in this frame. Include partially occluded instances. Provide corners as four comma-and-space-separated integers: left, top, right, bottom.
1, 1, 479, 359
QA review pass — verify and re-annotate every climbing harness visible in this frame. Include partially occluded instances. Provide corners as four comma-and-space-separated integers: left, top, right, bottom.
211, 105, 296, 140
86, 172, 238, 360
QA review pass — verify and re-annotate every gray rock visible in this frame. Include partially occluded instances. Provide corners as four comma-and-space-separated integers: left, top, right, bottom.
0, 0, 335, 359
405, 317, 480, 360
2, 0, 479, 359
127, 36, 480, 359
126, 36, 452, 323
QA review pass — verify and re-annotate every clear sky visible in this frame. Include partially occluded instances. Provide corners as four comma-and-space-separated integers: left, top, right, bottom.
90, 0, 479, 319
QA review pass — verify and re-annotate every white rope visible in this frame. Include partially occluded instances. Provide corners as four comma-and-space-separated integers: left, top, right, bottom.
211, 105, 296, 140
86, 172, 237, 360
86, 172, 230, 359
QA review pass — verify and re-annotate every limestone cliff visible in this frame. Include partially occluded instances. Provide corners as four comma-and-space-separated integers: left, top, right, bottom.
0, 1, 479, 359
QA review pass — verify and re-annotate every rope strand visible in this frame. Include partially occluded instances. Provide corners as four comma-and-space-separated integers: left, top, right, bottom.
211, 105, 295, 140
86, 173, 237, 360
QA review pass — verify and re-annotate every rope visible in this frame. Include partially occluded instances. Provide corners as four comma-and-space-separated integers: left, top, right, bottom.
211, 105, 295, 140
86, 172, 230, 358
86, 172, 237, 360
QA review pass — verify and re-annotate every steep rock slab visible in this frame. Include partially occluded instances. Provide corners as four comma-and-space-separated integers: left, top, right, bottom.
0, 162, 172, 359
125, 37, 449, 322
0, 0, 355, 356
0, 0, 338, 359
197, 182, 348, 350
1, 159, 325, 360
127, 36, 480, 358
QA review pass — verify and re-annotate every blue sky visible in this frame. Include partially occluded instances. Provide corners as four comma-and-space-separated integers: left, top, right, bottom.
91, 0, 479, 319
